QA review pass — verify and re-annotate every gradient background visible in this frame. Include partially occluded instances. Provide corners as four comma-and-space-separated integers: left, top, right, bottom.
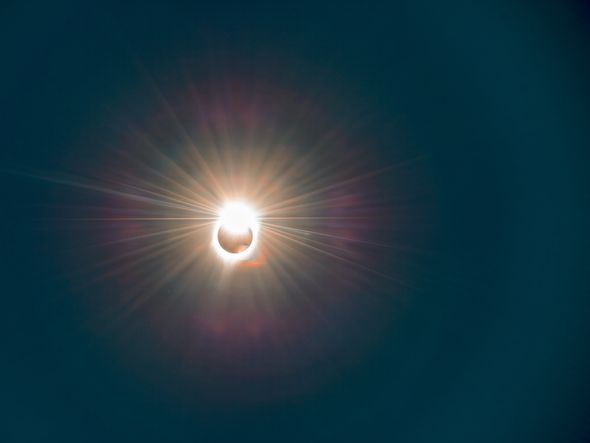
1, 1, 589, 442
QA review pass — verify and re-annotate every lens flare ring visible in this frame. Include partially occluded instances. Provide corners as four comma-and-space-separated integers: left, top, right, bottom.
47, 75, 429, 402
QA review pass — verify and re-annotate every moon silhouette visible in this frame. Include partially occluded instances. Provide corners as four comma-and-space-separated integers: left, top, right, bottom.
217, 225, 254, 254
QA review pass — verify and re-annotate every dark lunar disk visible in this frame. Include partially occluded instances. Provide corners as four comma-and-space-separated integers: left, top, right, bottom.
217, 226, 254, 254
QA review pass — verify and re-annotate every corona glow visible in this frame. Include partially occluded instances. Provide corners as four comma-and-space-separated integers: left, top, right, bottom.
212, 201, 259, 261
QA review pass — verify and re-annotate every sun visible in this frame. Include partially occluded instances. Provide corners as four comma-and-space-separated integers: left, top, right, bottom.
212, 201, 259, 261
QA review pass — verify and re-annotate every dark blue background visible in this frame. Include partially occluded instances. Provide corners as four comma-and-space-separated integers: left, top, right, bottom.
1, 1, 589, 441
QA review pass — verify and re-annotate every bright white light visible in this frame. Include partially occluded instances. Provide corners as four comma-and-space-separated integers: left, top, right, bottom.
219, 202, 257, 234
212, 201, 259, 261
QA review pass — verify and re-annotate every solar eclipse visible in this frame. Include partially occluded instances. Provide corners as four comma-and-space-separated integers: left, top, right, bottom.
212, 201, 259, 261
